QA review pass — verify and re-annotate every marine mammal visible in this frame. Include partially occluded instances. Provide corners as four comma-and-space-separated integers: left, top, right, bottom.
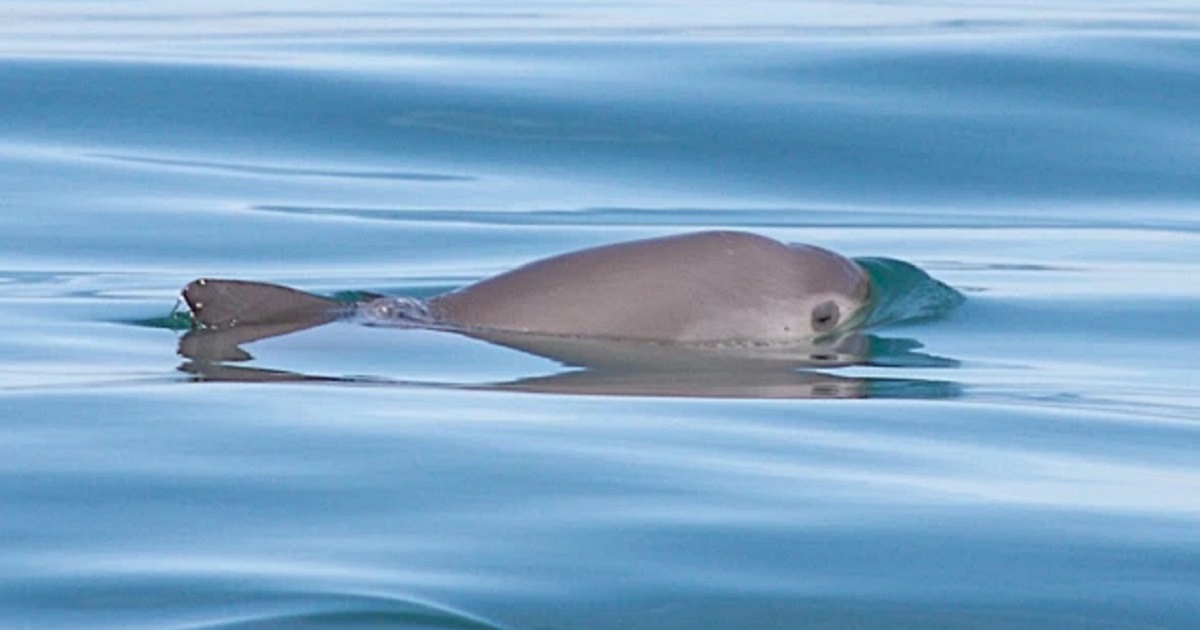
183, 231, 872, 345
184, 231, 871, 342
426, 231, 870, 342
173, 232, 970, 397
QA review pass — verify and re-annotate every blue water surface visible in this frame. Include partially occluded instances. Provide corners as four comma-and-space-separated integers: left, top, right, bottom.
2, 1, 1199, 628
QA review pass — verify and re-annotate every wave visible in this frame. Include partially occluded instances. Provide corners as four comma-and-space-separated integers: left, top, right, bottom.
856, 257, 966, 328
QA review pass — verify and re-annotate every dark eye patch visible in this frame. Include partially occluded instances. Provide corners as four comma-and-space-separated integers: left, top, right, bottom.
812, 300, 840, 333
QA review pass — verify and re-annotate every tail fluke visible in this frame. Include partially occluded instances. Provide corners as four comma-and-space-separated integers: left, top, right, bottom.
182, 278, 344, 329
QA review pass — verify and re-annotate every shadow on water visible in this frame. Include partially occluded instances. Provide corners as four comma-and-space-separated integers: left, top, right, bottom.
144, 257, 964, 400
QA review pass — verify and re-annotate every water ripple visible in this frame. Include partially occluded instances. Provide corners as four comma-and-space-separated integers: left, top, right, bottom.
91, 152, 474, 182
183, 593, 510, 630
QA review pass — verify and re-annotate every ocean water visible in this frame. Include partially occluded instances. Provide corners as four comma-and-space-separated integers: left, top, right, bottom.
2, 1, 1199, 628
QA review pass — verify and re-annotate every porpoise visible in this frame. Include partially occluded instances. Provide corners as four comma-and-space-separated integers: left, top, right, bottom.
183, 231, 873, 345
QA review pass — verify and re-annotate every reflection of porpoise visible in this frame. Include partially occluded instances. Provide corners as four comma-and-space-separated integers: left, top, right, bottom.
184, 231, 872, 344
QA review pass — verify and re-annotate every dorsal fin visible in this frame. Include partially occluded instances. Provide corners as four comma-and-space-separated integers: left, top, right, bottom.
182, 278, 342, 329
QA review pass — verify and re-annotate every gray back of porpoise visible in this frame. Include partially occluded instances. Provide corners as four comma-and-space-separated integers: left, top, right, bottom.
427, 231, 871, 343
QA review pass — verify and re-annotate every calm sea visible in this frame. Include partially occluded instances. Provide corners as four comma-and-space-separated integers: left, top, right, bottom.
2, 1, 1198, 628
